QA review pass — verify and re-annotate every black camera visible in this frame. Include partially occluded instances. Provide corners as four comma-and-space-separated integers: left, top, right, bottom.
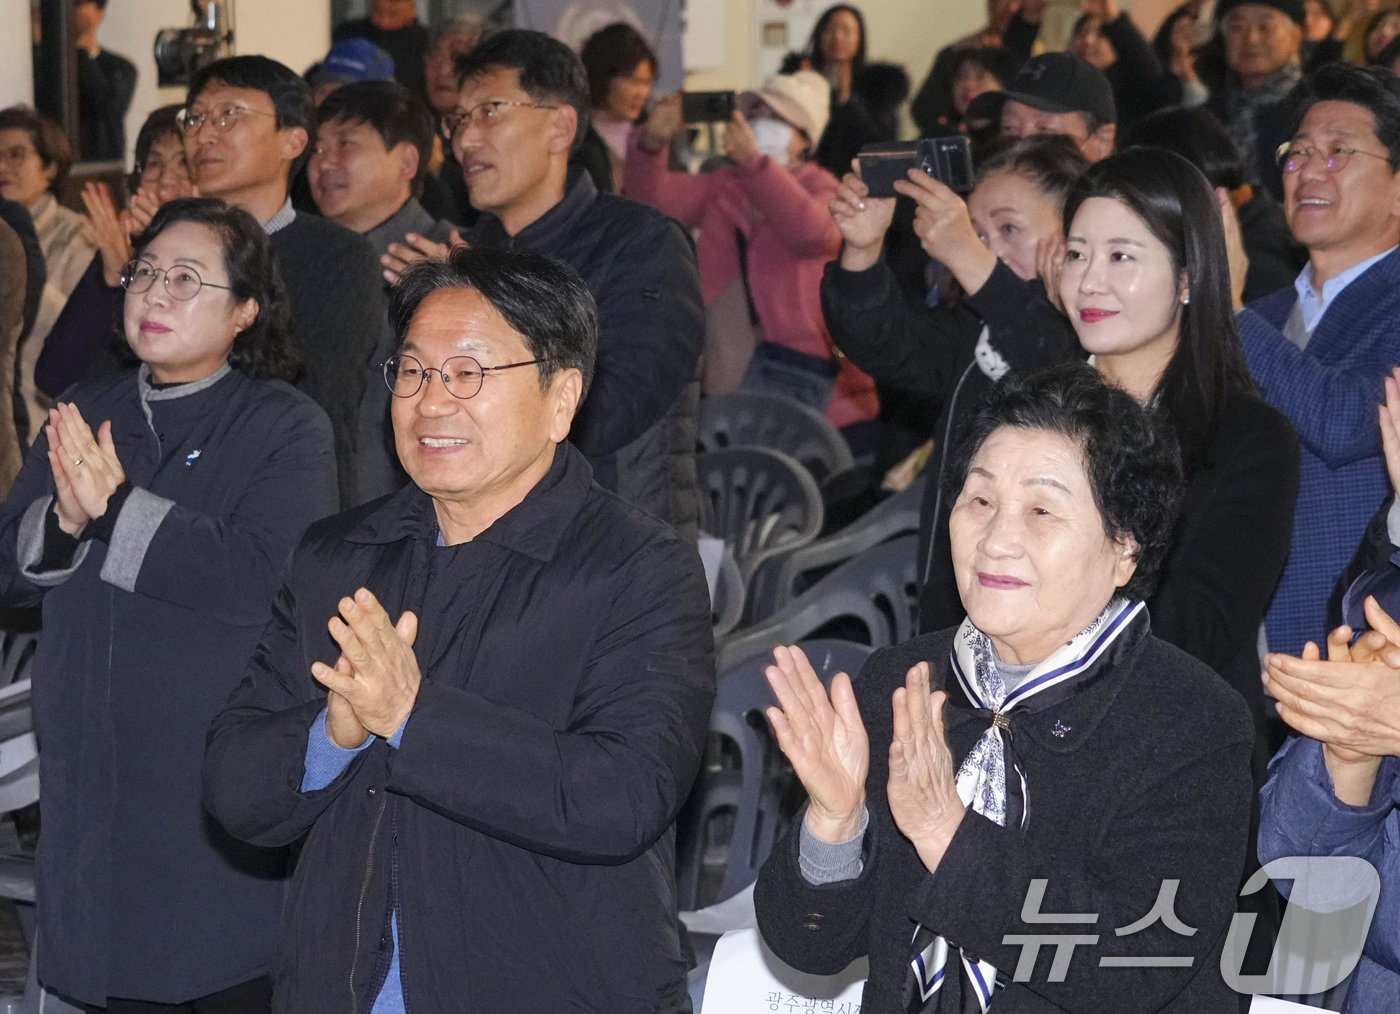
857, 136, 975, 198
681, 90, 738, 124
154, 1, 233, 88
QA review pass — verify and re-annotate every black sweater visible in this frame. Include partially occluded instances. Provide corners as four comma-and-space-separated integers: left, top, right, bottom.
755, 621, 1255, 1012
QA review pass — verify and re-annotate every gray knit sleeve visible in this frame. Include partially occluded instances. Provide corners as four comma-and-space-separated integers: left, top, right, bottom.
798, 805, 869, 885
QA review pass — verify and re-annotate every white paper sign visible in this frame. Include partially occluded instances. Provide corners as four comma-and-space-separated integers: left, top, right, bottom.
1248, 998, 1335, 1013
700, 928, 867, 1013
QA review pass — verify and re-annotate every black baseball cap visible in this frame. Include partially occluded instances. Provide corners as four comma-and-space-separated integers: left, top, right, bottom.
966, 52, 1117, 127
1215, 0, 1306, 26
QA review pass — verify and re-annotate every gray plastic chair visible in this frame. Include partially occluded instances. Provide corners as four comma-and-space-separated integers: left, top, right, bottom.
0, 628, 60, 1014
0, 632, 35, 691
697, 447, 824, 591
716, 534, 919, 671
747, 482, 923, 622
675, 639, 874, 912
711, 547, 747, 639
698, 390, 855, 484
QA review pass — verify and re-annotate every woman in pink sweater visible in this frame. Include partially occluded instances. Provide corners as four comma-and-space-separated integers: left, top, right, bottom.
625, 70, 878, 430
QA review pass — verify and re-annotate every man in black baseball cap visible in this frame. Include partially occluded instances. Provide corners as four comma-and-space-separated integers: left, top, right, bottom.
1209, 0, 1305, 199
966, 51, 1118, 162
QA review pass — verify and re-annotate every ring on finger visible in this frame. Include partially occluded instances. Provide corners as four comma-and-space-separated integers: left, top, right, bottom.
72, 457, 84, 466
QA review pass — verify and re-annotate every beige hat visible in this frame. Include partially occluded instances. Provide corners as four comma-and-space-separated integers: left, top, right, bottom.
741, 69, 831, 146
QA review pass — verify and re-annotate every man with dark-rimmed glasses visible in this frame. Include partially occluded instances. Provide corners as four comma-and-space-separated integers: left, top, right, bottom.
204, 246, 714, 1013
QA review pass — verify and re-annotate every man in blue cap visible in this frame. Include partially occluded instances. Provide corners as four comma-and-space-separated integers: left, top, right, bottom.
310, 38, 396, 105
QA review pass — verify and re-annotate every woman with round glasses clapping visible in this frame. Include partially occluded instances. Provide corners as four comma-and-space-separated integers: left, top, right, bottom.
0, 196, 337, 1010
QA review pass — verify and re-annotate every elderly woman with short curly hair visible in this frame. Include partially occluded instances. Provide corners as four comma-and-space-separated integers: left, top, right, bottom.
755, 361, 1257, 1013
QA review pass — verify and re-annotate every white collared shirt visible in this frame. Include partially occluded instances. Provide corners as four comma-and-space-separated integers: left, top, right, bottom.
1293, 245, 1398, 334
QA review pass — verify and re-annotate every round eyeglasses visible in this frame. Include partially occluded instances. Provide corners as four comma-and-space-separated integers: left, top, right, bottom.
175, 105, 278, 134
1275, 142, 1392, 175
383, 353, 545, 400
120, 259, 235, 301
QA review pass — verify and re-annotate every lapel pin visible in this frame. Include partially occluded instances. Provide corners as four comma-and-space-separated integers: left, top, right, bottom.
1051, 720, 1071, 739
185, 450, 202, 466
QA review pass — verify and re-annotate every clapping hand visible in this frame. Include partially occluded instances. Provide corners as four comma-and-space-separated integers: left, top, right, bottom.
1217, 187, 1249, 311
44, 402, 126, 537
1038, 232, 1068, 314
79, 182, 134, 287
381, 229, 465, 286
311, 588, 421, 746
1264, 596, 1400, 804
765, 644, 869, 842
1377, 367, 1400, 499
886, 661, 965, 874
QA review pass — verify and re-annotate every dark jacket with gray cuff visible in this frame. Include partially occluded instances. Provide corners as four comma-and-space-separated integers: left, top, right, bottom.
755, 621, 1255, 1012
0, 366, 338, 1006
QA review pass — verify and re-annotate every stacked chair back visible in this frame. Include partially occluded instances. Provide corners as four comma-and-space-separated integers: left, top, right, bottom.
716, 533, 920, 671
697, 390, 854, 484
696, 447, 824, 589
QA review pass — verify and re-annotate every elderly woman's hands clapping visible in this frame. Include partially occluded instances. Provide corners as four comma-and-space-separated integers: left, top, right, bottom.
887, 661, 965, 875
767, 646, 964, 871
44, 402, 126, 537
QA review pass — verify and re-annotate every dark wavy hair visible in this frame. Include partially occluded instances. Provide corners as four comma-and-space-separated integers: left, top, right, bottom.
1062, 147, 1256, 473
580, 23, 658, 111
390, 247, 598, 397
455, 30, 591, 155
128, 197, 301, 382
0, 106, 73, 195
945, 361, 1184, 601
806, 4, 867, 77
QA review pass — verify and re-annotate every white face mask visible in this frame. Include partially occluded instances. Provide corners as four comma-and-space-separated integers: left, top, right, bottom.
750, 117, 797, 165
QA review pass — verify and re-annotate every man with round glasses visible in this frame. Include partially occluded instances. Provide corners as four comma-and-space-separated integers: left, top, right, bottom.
1235, 61, 1400, 657
181, 55, 384, 507
204, 246, 714, 1012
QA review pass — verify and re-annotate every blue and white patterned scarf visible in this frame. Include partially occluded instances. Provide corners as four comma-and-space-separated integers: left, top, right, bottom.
905, 598, 1146, 1012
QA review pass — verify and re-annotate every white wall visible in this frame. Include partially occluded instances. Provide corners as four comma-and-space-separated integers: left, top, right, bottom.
0, 4, 35, 109
97, 0, 332, 165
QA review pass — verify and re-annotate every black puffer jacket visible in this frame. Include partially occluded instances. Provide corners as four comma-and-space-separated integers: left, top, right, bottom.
466, 168, 704, 540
